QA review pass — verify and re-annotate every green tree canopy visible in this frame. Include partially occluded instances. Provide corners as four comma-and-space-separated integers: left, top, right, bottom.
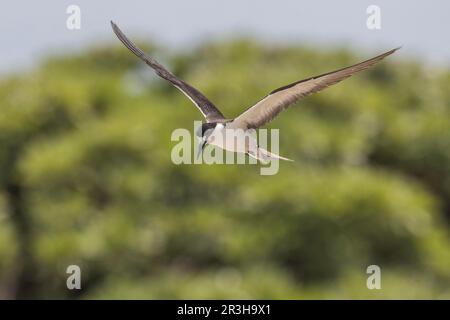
0, 40, 449, 298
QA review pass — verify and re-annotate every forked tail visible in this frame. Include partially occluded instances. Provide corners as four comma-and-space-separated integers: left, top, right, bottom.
248, 147, 293, 163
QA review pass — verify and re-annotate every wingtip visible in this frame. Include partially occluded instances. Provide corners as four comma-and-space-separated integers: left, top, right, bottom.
110, 21, 123, 38
381, 46, 401, 58
110, 20, 118, 30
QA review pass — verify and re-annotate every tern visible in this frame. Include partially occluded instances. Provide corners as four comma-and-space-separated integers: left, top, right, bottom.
111, 21, 399, 162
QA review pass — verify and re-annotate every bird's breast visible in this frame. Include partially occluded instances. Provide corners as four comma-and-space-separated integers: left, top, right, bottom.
207, 126, 258, 153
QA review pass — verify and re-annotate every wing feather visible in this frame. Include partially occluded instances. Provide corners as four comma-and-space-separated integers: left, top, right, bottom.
111, 21, 225, 122
233, 47, 400, 129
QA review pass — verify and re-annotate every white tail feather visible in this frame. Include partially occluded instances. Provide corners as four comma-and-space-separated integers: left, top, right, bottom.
248, 147, 293, 163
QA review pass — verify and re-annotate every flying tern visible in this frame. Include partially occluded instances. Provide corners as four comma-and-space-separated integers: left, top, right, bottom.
111, 21, 399, 162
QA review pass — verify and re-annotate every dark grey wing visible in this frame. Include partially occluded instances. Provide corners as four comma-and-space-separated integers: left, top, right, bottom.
111, 21, 225, 122
233, 47, 400, 129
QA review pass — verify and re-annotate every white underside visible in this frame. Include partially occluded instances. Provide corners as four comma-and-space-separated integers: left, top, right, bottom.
207, 127, 256, 153
205, 123, 292, 162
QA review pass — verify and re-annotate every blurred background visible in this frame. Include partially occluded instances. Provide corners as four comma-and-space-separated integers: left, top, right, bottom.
1, 0, 450, 299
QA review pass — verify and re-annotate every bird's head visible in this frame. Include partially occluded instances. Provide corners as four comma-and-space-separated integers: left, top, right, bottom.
196, 122, 222, 158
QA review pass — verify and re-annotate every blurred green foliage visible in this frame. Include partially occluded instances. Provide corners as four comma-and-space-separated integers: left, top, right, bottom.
0, 40, 449, 299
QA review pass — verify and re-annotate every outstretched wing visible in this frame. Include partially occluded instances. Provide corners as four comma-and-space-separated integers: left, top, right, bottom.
233, 47, 400, 129
111, 21, 225, 122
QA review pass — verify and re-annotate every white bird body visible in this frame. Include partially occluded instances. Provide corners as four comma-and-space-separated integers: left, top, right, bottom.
207, 123, 252, 154
205, 122, 292, 162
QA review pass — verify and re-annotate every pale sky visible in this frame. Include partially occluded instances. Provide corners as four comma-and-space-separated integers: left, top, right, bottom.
0, 0, 448, 75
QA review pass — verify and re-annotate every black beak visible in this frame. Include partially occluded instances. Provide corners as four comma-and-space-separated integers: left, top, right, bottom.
197, 139, 207, 159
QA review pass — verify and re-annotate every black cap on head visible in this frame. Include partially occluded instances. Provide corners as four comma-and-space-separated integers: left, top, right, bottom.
201, 122, 217, 137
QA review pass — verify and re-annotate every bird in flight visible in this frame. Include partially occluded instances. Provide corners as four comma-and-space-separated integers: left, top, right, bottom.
111, 21, 399, 162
